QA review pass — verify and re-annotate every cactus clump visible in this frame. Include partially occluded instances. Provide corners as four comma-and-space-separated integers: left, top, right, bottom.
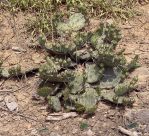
37, 13, 139, 114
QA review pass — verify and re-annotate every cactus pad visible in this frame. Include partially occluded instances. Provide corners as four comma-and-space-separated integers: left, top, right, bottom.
57, 13, 86, 34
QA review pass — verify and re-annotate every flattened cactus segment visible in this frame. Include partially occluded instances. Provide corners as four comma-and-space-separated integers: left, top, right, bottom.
48, 96, 61, 112
37, 87, 53, 97
100, 67, 122, 89
39, 63, 74, 82
75, 88, 99, 114
44, 41, 77, 55
90, 23, 121, 49
127, 55, 140, 72
101, 90, 135, 106
68, 67, 86, 94
86, 63, 103, 84
115, 78, 138, 96
92, 48, 126, 67
57, 13, 86, 34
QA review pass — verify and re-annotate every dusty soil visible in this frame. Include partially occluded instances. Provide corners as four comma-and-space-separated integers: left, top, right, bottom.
0, 4, 149, 136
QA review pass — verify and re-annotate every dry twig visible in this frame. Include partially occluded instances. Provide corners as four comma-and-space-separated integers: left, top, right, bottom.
118, 126, 138, 136
46, 112, 78, 121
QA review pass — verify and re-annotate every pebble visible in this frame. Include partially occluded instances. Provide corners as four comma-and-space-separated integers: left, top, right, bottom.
12, 46, 27, 52
50, 132, 61, 136
84, 129, 95, 136
72, 128, 78, 134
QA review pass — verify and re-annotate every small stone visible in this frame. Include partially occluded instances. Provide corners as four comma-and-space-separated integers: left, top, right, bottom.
50, 132, 60, 136
31, 129, 38, 136
4, 95, 18, 112
85, 129, 95, 136
72, 128, 78, 134
12, 46, 27, 52
54, 126, 59, 131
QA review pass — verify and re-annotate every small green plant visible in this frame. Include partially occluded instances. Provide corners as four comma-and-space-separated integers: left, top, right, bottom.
8, 65, 21, 76
80, 122, 89, 130
37, 13, 139, 114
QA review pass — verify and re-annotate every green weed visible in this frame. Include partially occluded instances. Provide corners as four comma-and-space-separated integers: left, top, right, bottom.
80, 122, 89, 130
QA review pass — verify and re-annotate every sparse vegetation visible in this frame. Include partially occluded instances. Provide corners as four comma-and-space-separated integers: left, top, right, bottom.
1, 0, 140, 36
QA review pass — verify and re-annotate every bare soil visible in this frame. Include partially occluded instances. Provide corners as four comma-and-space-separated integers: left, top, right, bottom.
0, 4, 149, 136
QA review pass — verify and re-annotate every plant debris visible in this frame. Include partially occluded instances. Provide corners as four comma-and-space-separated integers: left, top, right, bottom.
46, 112, 78, 121
118, 126, 138, 136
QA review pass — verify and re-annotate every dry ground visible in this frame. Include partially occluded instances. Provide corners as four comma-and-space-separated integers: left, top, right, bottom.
0, 4, 149, 136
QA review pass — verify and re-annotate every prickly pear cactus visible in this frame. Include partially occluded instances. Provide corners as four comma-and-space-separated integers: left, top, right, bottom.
90, 23, 121, 49
48, 96, 61, 112
37, 13, 139, 114
68, 67, 86, 94
86, 63, 103, 84
57, 13, 86, 34
75, 87, 99, 114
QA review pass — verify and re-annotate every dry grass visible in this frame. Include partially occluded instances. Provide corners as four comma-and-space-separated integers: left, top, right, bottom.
0, 0, 142, 37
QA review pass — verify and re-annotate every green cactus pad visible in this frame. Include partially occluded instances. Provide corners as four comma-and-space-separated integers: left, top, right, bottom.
101, 90, 134, 105
68, 68, 86, 94
115, 78, 138, 96
75, 88, 99, 114
86, 63, 103, 84
100, 67, 122, 89
44, 41, 77, 55
57, 13, 86, 34
48, 96, 61, 112
127, 55, 140, 72
90, 23, 121, 49
37, 87, 52, 97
